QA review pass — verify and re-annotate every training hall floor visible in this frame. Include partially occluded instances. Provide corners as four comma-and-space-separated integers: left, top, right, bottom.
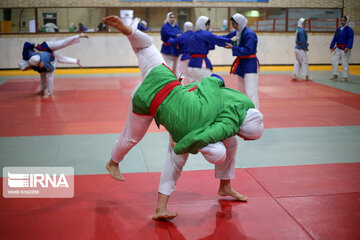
0, 65, 359, 240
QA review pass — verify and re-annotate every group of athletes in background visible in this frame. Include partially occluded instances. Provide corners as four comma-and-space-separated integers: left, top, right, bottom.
19, 12, 354, 99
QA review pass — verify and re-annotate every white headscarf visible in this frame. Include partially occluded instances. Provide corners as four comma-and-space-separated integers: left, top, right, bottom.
231, 13, 248, 43
18, 59, 30, 70
166, 12, 175, 27
141, 20, 147, 28
340, 16, 349, 30
297, 18, 305, 28
184, 21, 193, 32
195, 16, 209, 31
29, 55, 40, 67
238, 109, 264, 140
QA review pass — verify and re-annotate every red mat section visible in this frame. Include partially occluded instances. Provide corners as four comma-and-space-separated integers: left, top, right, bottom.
1, 163, 359, 239
247, 162, 360, 197
277, 193, 360, 240
1, 74, 360, 137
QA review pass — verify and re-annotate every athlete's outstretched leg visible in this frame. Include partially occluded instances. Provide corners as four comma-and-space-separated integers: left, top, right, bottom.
46, 33, 88, 52
108, 86, 153, 181
103, 16, 164, 79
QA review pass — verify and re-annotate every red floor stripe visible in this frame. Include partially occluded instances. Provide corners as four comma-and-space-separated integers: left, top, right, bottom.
0, 74, 359, 137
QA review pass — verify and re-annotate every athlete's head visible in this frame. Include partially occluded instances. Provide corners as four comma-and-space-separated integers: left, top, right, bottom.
237, 109, 264, 141
184, 21, 193, 32
196, 16, 210, 31
140, 20, 147, 28
341, 16, 349, 27
167, 12, 176, 26
28, 55, 40, 67
230, 13, 248, 33
297, 18, 306, 28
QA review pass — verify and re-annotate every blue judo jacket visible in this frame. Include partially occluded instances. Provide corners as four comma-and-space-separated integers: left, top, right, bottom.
330, 26, 354, 50
295, 27, 308, 51
188, 30, 231, 70
22, 42, 55, 73
168, 30, 194, 61
224, 27, 258, 78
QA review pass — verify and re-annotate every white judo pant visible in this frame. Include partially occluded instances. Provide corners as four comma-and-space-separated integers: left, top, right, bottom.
110, 28, 238, 195
238, 73, 259, 110
187, 61, 212, 83
40, 35, 81, 95
158, 136, 238, 196
162, 54, 179, 77
332, 48, 351, 78
111, 27, 164, 162
293, 48, 309, 79
176, 54, 189, 85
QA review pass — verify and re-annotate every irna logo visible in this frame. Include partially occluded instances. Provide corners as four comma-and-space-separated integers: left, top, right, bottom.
8, 172, 69, 188
3, 167, 74, 198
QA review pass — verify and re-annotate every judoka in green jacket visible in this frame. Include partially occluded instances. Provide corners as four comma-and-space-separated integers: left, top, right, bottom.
132, 64, 260, 155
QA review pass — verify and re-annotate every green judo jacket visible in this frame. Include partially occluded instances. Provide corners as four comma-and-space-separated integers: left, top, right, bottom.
132, 64, 254, 155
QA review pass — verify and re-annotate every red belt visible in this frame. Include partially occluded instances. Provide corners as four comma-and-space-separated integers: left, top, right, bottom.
190, 54, 207, 58
150, 81, 181, 117
163, 42, 172, 46
230, 54, 257, 74
336, 44, 347, 50
296, 43, 309, 46
35, 45, 55, 59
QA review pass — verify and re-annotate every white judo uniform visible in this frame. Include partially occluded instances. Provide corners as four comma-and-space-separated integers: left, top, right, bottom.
332, 48, 351, 79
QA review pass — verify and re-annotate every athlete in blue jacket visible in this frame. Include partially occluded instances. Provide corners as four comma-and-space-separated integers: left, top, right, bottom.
160, 12, 182, 75
292, 18, 312, 81
187, 16, 232, 83
224, 13, 260, 109
329, 16, 354, 82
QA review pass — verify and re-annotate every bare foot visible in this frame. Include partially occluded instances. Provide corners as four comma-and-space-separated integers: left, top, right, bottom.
329, 75, 338, 80
34, 90, 44, 96
106, 159, 124, 181
152, 208, 177, 221
341, 78, 347, 82
79, 33, 89, 39
218, 180, 248, 201
305, 76, 313, 81
43, 93, 51, 98
218, 188, 248, 201
103, 16, 132, 35
291, 74, 298, 81
77, 59, 82, 68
